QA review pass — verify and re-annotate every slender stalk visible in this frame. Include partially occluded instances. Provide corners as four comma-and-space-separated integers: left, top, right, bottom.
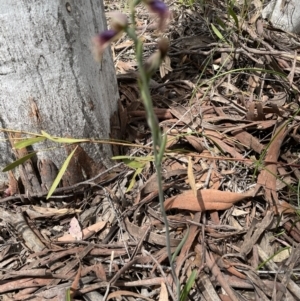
127, 9, 180, 299
139, 64, 180, 300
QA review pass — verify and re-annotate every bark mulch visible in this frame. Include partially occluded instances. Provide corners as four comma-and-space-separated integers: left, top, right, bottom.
1, 0, 300, 300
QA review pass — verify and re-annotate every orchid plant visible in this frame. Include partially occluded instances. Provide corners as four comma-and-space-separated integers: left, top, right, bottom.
93, 0, 181, 298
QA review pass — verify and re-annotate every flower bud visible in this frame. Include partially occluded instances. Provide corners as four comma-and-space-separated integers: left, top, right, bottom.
110, 12, 128, 32
144, 0, 170, 31
92, 30, 119, 62
144, 38, 169, 75
157, 37, 169, 59
92, 13, 128, 62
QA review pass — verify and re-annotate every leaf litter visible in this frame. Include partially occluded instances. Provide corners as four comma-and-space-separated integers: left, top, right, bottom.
1, 0, 300, 300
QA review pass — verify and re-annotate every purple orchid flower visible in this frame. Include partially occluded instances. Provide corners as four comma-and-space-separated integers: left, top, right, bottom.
92, 12, 128, 62
146, 0, 170, 30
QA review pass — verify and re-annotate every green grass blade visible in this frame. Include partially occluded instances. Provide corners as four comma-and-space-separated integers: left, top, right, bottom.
215, 17, 226, 30
228, 6, 239, 30
257, 247, 290, 270
126, 167, 143, 192
47, 146, 78, 199
123, 159, 146, 169
211, 23, 225, 41
65, 288, 71, 301
253, 107, 300, 179
112, 155, 154, 167
158, 134, 167, 163
200, 68, 287, 88
14, 137, 46, 149
112, 155, 154, 161
41, 130, 88, 144
112, 155, 132, 160
2, 152, 37, 172
171, 228, 190, 263
180, 270, 197, 301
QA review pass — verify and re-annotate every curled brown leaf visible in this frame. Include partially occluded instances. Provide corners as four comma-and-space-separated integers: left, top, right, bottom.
164, 189, 254, 212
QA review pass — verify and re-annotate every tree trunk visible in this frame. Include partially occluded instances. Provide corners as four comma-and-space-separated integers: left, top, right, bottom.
262, 0, 300, 34
0, 0, 119, 193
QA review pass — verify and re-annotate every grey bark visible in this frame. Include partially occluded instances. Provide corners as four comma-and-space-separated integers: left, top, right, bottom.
0, 1, 119, 187
262, 0, 300, 34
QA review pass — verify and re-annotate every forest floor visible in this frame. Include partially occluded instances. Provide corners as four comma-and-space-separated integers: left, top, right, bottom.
1, 0, 300, 300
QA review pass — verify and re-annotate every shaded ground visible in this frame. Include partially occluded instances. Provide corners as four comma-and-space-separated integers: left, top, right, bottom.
1, 0, 300, 300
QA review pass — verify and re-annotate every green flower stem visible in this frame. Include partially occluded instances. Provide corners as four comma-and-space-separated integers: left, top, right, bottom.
126, 11, 180, 299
